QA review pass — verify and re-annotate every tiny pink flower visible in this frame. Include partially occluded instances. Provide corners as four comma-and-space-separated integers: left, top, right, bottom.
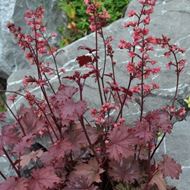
128, 10, 137, 17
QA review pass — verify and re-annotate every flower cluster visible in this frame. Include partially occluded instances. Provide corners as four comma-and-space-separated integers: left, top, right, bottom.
7, 6, 60, 88
84, 0, 110, 31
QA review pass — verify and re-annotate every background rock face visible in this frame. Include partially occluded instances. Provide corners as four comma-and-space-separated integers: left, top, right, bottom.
3, 0, 190, 188
0, 0, 16, 79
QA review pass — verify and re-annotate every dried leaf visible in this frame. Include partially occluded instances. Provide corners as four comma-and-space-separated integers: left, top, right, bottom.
149, 171, 167, 190
65, 175, 97, 190
19, 150, 43, 167
73, 159, 104, 184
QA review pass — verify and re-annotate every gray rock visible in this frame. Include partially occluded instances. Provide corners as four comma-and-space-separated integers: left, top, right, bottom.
0, 0, 16, 79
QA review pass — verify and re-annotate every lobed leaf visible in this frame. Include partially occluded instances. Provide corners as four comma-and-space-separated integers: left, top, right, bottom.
73, 159, 104, 184
0, 177, 28, 190
107, 126, 136, 161
159, 155, 182, 179
28, 166, 60, 190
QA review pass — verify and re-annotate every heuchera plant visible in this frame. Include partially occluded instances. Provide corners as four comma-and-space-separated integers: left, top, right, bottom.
0, 0, 187, 189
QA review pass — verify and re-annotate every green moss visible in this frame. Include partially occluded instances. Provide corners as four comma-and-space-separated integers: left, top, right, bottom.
57, 0, 131, 47
0, 94, 6, 112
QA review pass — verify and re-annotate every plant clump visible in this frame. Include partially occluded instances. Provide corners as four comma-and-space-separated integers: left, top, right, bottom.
0, 0, 187, 189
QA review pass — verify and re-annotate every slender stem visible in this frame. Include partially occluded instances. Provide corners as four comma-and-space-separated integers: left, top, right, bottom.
43, 73, 56, 94
150, 50, 180, 159
94, 14, 104, 106
77, 78, 99, 162
80, 117, 99, 163
100, 29, 107, 80
0, 171, 6, 180
0, 95, 26, 136
40, 86, 62, 137
150, 43, 181, 160
0, 90, 23, 97
140, 59, 144, 121
171, 50, 180, 107
40, 31, 62, 85
34, 100, 58, 142
110, 55, 116, 83
115, 75, 133, 122
109, 54, 124, 114
100, 28, 108, 102
150, 133, 166, 159
3, 148, 20, 177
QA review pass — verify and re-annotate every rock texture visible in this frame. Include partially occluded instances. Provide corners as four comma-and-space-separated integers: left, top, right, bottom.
3, 0, 190, 188
0, 0, 16, 79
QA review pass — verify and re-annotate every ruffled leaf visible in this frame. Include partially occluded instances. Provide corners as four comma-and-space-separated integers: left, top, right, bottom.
28, 166, 60, 190
107, 126, 136, 161
40, 139, 72, 165
109, 157, 140, 183
145, 110, 173, 134
73, 159, 104, 184
159, 155, 182, 179
0, 177, 28, 190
